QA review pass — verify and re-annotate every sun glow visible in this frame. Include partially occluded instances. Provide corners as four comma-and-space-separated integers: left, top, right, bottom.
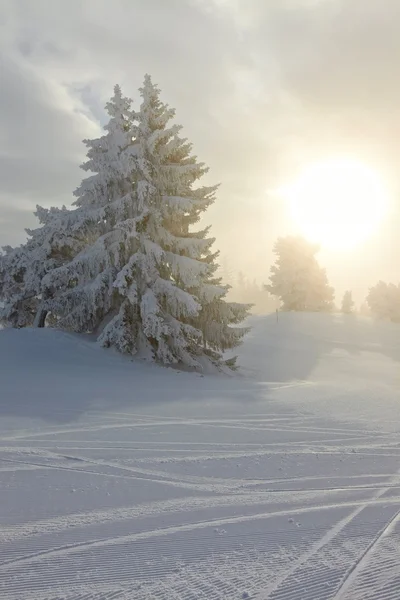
283, 158, 390, 250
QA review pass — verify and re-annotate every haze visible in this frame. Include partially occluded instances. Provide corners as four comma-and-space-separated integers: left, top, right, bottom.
1, 0, 399, 304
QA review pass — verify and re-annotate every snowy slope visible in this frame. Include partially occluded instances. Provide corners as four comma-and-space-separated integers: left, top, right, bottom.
1, 313, 400, 600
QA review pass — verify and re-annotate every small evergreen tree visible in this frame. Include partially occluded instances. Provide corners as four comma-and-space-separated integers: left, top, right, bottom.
266, 236, 334, 312
366, 281, 400, 322
341, 290, 354, 314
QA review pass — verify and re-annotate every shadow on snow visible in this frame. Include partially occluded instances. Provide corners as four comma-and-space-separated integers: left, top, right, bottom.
0, 311, 399, 426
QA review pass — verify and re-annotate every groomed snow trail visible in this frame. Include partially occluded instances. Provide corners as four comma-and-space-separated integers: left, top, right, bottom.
1, 312, 400, 599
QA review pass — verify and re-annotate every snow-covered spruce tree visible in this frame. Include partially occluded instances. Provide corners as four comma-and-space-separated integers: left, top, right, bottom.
38, 85, 139, 333
0, 85, 135, 330
266, 236, 334, 312
0, 244, 38, 327
366, 281, 400, 322
98, 75, 251, 368
341, 290, 354, 314
0, 204, 74, 328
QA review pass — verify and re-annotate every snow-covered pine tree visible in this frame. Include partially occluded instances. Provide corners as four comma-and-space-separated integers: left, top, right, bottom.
266, 236, 334, 312
38, 85, 139, 333
99, 75, 250, 368
341, 290, 354, 314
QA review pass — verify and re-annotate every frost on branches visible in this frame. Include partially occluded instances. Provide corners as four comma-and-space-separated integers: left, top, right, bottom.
0, 244, 37, 328
40, 84, 137, 334
0, 85, 134, 330
98, 75, 250, 368
0, 205, 72, 328
266, 236, 334, 312
1, 77, 250, 369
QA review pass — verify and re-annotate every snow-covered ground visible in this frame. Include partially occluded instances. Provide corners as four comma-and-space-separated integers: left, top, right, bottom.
1, 312, 400, 600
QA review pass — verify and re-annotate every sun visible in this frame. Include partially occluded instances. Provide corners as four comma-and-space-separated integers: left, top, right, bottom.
282, 158, 390, 250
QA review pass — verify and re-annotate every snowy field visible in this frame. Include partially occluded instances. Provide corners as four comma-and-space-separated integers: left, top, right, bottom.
1, 312, 400, 600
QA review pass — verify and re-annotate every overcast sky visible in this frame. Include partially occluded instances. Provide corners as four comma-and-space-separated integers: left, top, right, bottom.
0, 0, 399, 303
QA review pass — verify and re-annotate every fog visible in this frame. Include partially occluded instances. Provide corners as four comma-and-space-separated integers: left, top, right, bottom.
1, 0, 399, 306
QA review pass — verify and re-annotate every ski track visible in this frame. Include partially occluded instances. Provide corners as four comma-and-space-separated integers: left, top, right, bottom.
2, 315, 400, 599
3, 417, 400, 600
334, 508, 400, 599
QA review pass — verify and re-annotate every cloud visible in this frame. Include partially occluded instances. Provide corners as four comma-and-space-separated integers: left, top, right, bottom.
0, 0, 278, 253
0, 38, 99, 202
0, 0, 399, 297
241, 1, 400, 168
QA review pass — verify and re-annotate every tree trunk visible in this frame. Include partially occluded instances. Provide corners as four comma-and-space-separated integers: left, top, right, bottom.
33, 304, 48, 328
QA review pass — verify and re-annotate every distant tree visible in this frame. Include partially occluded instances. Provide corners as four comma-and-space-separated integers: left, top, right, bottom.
218, 256, 235, 287
266, 236, 334, 312
366, 281, 400, 323
224, 271, 277, 314
359, 301, 370, 317
341, 290, 354, 314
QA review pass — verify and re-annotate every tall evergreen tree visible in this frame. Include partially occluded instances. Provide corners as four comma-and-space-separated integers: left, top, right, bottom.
2, 76, 250, 368
99, 75, 250, 367
266, 236, 334, 312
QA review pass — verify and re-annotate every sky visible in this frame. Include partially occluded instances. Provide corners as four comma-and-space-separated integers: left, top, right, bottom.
0, 0, 399, 304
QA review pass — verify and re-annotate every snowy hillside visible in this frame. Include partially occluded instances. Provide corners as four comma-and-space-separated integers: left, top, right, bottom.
1, 312, 400, 599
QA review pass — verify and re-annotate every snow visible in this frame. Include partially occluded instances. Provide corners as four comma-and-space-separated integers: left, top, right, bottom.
1, 312, 400, 599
